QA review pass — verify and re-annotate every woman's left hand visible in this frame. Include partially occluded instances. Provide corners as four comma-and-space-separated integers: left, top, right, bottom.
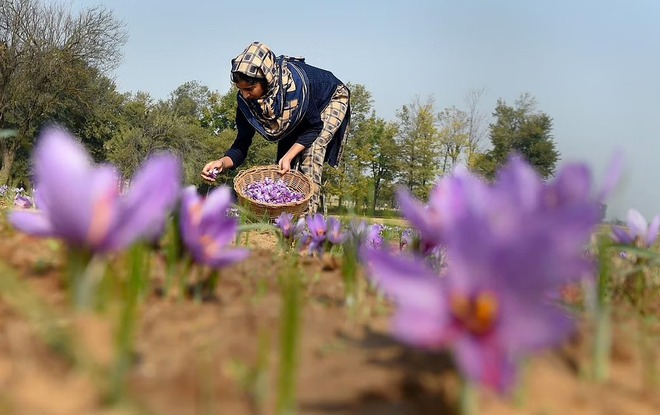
278, 143, 305, 175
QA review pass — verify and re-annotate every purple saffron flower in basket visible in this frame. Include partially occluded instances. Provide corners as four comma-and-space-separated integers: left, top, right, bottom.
361, 156, 609, 393
9, 127, 181, 253
611, 209, 660, 248
180, 185, 250, 268
244, 178, 303, 204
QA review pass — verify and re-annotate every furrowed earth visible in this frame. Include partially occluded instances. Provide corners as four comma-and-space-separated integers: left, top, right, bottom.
0, 218, 658, 415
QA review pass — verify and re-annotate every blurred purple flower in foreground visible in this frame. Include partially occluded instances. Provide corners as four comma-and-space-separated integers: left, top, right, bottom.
180, 185, 249, 268
362, 156, 608, 393
10, 127, 181, 252
611, 209, 660, 248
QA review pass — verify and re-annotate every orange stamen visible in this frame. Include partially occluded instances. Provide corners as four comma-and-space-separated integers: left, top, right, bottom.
450, 291, 499, 336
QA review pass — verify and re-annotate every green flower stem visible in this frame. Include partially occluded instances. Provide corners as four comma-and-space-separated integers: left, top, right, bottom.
593, 234, 612, 382
458, 376, 478, 415
164, 214, 183, 296
277, 257, 302, 415
65, 247, 94, 309
341, 245, 358, 311
593, 304, 611, 381
109, 243, 148, 404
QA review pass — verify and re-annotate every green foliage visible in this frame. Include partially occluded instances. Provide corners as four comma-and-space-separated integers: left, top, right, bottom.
436, 106, 470, 174
395, 96, 440, 200
478, 93, 559, 180
328, 83, 374, 213
0, 0, 127, 185
104, 92, 214, 184
359, 115, 398, 213
202, 86, 239, 133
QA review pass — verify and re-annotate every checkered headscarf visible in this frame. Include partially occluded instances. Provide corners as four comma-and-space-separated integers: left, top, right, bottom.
231, 42, 306, 140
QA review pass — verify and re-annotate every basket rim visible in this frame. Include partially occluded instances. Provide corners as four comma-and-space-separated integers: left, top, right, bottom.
233, 164, 313, 209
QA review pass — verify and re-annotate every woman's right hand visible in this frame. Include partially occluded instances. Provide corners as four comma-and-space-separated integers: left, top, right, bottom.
201, 157, 232, 182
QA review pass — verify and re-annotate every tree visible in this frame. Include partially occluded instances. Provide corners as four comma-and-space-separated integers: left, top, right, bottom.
364, 116, 398, 213
49, 69, 127, 162
169, 80, 214, 120
477, 93, 559, 180
463, 87, 488, 166
436, 106, 470, 175
325, 83, 374, 212
0, 0, 127, 184
105, 92, 214, 184
395, 96, 440, 199
201, 86, 239, 133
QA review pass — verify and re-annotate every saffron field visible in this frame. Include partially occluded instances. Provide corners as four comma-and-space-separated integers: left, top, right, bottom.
0, 127, 659, 415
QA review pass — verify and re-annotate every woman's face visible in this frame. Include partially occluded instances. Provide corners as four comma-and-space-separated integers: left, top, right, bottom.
236, 80, 266, 100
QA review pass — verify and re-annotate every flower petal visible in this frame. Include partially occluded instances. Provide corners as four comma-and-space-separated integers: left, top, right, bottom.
205, 247, 250, 268
361, 247, 446, 315
626, 209, 647, 238
108, 154, 181, 250
9, 210, 55, 237
499, 298, 575, 355
453, 335, 518, 394
611, 226, 634, 245
646, 216, 660, 246
200, 185, 233, 226
391, 308, 452, 347
33, 127, 96, 242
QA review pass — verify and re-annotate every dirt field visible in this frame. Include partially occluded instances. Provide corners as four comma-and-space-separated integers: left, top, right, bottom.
0, 224, 659, 415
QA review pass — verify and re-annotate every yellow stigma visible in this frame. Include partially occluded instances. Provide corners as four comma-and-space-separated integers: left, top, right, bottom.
450, 291, 499, 335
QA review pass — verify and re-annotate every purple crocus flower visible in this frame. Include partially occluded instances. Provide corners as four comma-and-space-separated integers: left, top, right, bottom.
306, 213, 327, 243
9, 127, 181, 253
274, 212, 305, 240
362, 156, 606, 393
180, 185, 250, 268
14, 194, 33, 209
611, 209, 660, 248
296, 230, 313, 254
365, 224, 384, 249
326, 217, 346, 246
344, 220, 388, 253
399, 228, 414, 251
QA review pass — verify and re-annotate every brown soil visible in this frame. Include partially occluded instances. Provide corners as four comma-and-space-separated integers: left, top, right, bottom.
0, 224, 659, 415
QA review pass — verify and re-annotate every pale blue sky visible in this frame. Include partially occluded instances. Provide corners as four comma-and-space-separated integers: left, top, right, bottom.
73, 0, 660, 220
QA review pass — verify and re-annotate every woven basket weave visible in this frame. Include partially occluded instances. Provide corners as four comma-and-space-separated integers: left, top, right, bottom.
233, 165, 313, 220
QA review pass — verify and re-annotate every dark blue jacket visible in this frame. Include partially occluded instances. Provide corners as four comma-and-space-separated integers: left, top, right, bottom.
225, 61, 350, 168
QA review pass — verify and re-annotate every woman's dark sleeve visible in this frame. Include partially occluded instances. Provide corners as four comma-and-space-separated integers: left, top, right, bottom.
294, 100, 323, 148
224, 108, 256, 168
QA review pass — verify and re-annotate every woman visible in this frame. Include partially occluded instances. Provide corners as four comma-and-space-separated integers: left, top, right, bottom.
201, 41, 350, 215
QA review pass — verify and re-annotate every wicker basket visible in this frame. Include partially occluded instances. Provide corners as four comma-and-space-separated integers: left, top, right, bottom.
233, 165, 313, 220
